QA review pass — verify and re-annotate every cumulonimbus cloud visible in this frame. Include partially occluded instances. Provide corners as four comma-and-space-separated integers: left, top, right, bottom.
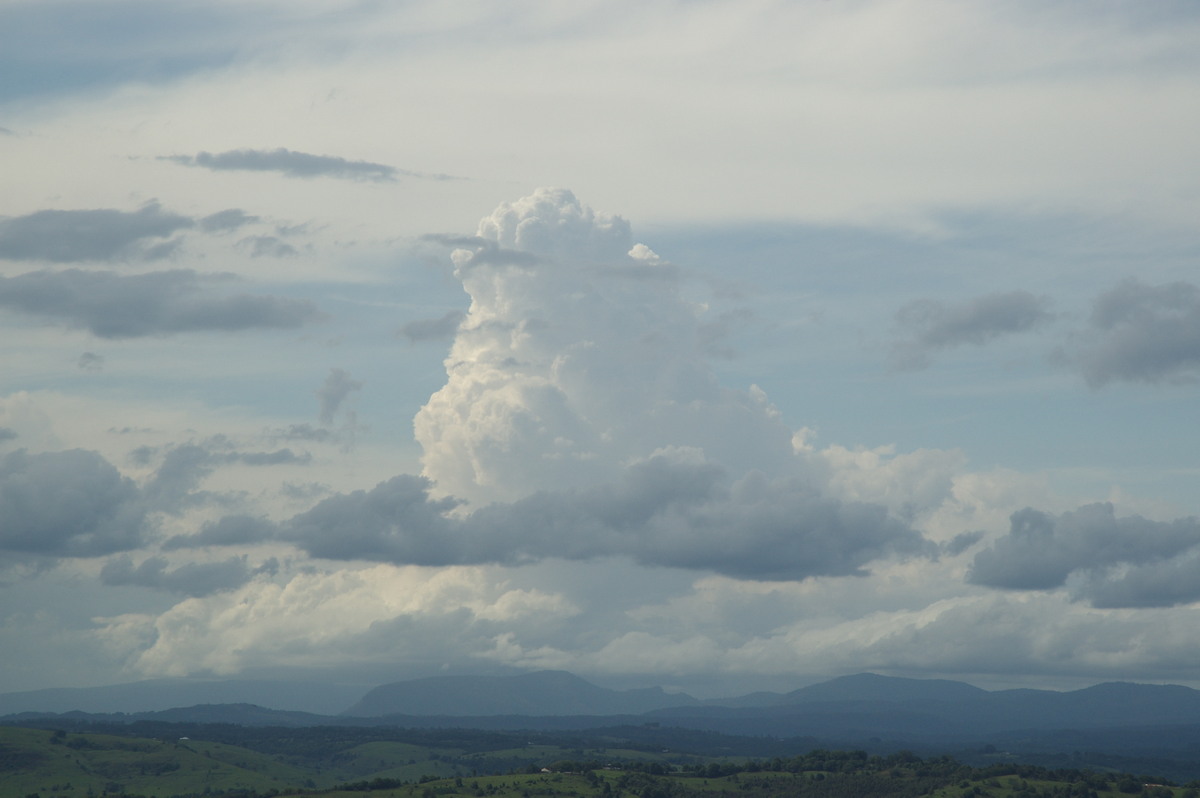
165, 189, 936, 582
415, 188, 797, 506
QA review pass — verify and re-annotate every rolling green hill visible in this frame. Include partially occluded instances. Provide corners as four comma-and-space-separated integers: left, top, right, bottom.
2, 723, 1197, 798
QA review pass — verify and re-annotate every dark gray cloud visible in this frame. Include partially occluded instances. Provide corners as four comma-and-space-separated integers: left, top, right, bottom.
77, 351, 104, 372
0, 449, 147, 558
285, 475, 462, 564
1080, 551, 1200, 608
278, 453, 930, 581
0, 202, 193, 262
968, 503, 1200, 607
316, 368, 362, 424
400, 310, 465, 343
100, 554, 275, 596
164, 148, 448, 182
891, 290, 1052, 370
0, 268, 322, 338
199, 208, 258, 233
1074, 279, 1200, 387
0, 428, 16, 443
163, 515, 277, 551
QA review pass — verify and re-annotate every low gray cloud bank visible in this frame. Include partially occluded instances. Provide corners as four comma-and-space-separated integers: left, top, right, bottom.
165, 148, 420, 182
891, 290, 1052, 370
1074, 279, 1200, 387
968, 503, 1200, 607
0, 202, 194, 262
0, 269, 322, 337
274, 449, 931, 581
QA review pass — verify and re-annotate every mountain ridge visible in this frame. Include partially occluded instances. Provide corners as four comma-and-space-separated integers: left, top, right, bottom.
7, 670, 1200, 734
344, 669, 702, 717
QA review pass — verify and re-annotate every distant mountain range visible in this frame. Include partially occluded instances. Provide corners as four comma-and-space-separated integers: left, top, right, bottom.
0, 678, 367, 716
344, 670, 699, 717
7, 670, 1200, 745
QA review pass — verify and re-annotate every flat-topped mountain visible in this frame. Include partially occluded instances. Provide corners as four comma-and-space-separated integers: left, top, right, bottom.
344, 670, 700, 717
780, 672, 989, 704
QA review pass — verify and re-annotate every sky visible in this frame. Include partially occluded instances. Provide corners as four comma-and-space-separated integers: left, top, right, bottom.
1, 0, 1200, 700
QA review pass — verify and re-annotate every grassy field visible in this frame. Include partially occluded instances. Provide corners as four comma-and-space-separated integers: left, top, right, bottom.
2, 724, 1196, 798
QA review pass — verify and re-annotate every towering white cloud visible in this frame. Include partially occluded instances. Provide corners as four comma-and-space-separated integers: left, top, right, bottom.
415, 188, 795, 506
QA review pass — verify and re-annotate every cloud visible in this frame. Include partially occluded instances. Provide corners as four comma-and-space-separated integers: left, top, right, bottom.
0, 268, 323, 338
100, 554, 274, 597
279, 448, 930, 581
415, 188, 796, 506
142, 443, 216, 513
199, 208, 258, 233
400, 310, 465, 343
238, 235, 299, 258
164, 148, 442, 182
0, 202, 194, 262
285, 475, 461, 565
1072, 279, 1200, 387
316, 368, 362, 425
142, 442, 313, 514
267, 423, 335, 443
101, 564, 576, 679
967, 502, 1200, 607
891, 290, 1053, 370
163, 515, 278, 551
0, 449, 147, 558
77, 351, 104, 372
